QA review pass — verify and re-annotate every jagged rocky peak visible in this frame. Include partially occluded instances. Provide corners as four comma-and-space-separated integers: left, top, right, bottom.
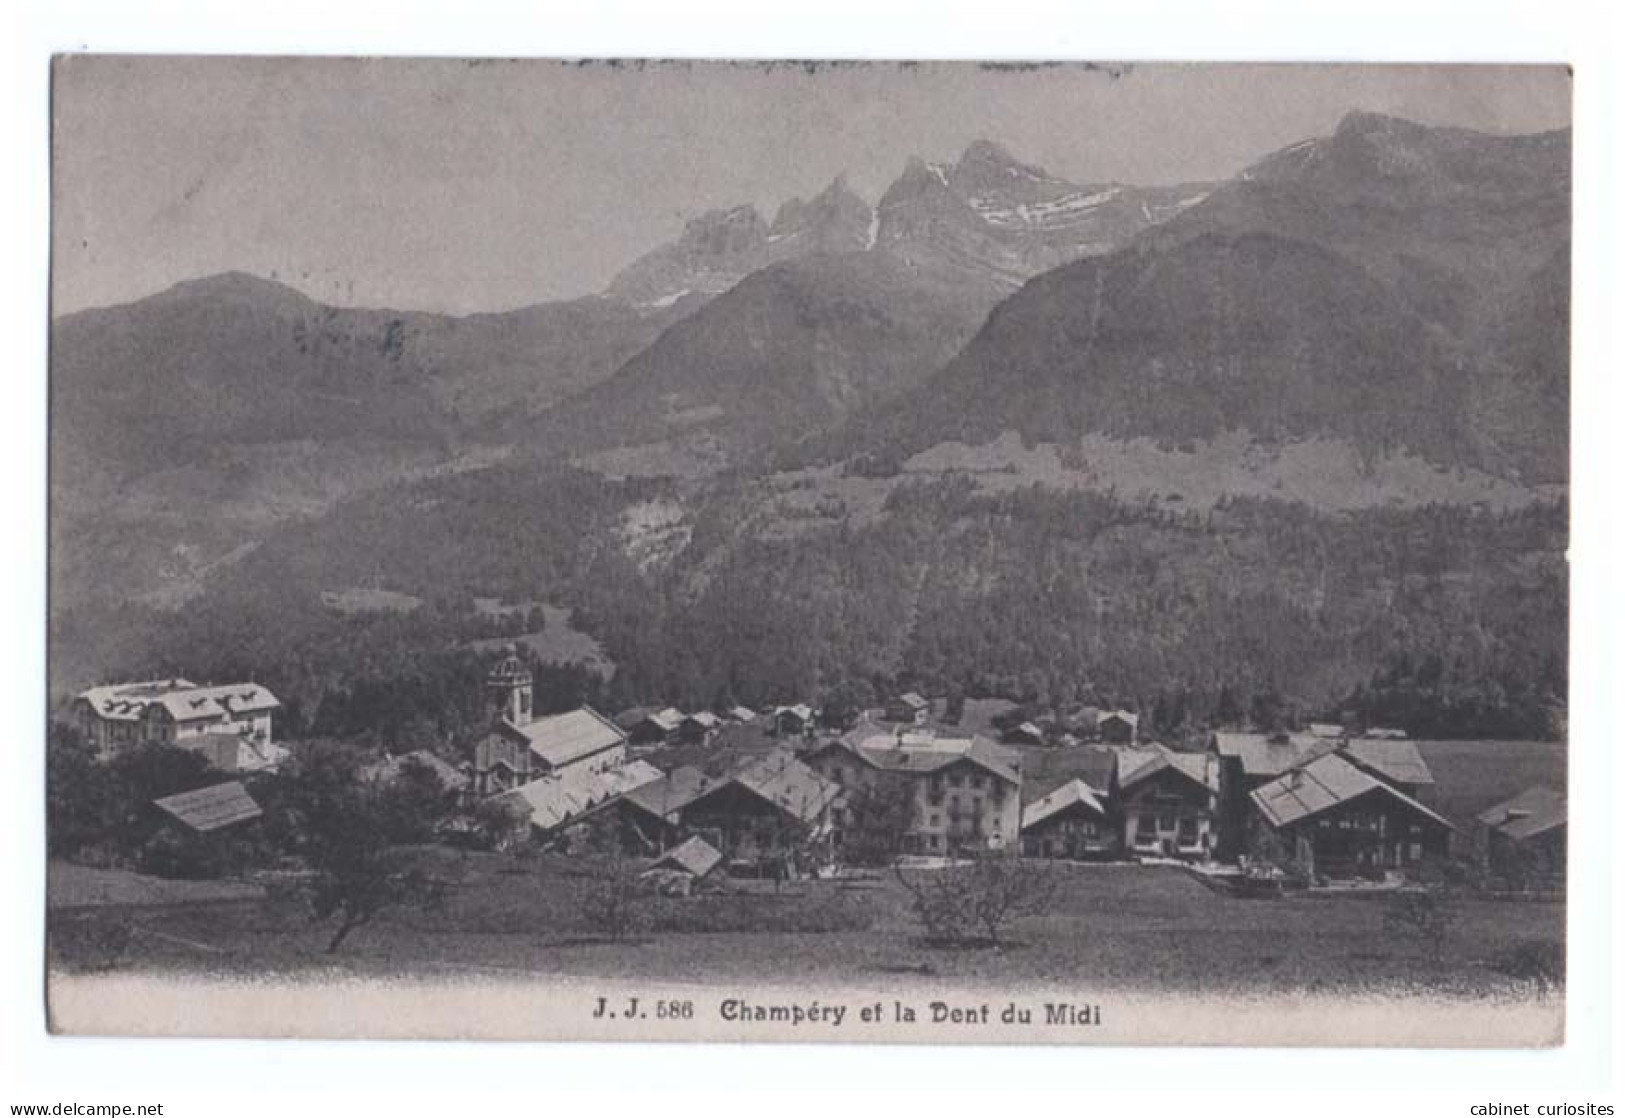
677, 204, 769, 257
951, 138, 1060, 190
768, 174, 873, 254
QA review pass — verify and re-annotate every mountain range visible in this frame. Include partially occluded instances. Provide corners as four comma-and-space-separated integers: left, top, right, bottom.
50, 110, 1570, 690
605, 141, 1212, 308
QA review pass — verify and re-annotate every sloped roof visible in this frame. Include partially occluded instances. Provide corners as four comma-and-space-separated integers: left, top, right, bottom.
1212, 733, 1433, 787
726, 706, 757, 723
1116, 744, 1217, 792
1021, 778, 1108, 832
153, 782, 262, 832
726, 754, 841, 823
503, 706, 626, 769
504, 759, 663, 832
1308, 722, 1346, 739
649, 836, 723, 878
894, 692, 929, 710
646, 707, 685, 732
684, 711, 721, 730
1097, 709, 1139, 728
1250, 752, 1456, 831
1477, 785, 1567, 841
773, 704, 814, 722
1342, 738, 1434, 786
1212, 732, 1329, 777
145, 683, 282, 724
76, 679, 198, 722
363, 750, 464, 791
621, 765, 723, 821
836, 726, 1022, 786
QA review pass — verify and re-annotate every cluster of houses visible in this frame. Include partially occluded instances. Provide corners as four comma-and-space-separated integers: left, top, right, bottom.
68, 660, 1565, 891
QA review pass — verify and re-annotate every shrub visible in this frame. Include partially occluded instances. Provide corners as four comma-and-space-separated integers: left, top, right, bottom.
578, 858, 648, 941
49, 912, 135, 973
1492, 938, 1565, 994
1382, 887, 1463, 964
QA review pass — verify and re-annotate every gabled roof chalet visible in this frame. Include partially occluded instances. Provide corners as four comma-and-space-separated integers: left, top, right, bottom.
1115, 744, 1217, 793
1250, 752, 1456, 832
1021, 778, 1108, 833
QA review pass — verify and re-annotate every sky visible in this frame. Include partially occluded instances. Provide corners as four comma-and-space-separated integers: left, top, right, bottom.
51, 58, 1571, 316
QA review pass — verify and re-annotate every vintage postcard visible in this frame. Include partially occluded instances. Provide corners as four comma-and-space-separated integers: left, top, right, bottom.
46, 57, 1570, 1045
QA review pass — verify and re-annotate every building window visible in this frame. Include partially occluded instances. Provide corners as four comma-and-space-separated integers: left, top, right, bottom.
949, 774, 964, 789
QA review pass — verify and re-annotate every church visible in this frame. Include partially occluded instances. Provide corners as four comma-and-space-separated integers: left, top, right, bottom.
469, 650, 627, 797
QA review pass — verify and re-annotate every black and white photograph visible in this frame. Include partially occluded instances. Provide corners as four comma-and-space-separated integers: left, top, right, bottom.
40, 55, 1576, 1047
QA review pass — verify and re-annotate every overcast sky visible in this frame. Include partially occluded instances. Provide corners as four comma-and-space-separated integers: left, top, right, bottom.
52, 58, 1571, 316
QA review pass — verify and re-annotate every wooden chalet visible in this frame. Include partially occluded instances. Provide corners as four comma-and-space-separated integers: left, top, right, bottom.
1248, 752, 1455, 880
1114, 745, 1220, 860
1021, 777, 1116, 859
610, 752, 839, 872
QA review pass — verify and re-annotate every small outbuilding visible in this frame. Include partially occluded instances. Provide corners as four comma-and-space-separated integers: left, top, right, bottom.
1475, 786, 1566, 888
1002, 721, 1044, 747
153, 781, 263, 833
1096, 710, 1140, 745
884, 692, 931, 725
648, 835, 724, 881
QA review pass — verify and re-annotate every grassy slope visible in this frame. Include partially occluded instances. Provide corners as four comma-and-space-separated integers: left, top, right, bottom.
50, 856, 1560, 1001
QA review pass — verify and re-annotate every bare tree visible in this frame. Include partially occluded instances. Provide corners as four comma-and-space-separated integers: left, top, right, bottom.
897, 851, 1057, 949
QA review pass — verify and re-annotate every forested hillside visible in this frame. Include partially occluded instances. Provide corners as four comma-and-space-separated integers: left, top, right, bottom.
53, 456, 1566, 746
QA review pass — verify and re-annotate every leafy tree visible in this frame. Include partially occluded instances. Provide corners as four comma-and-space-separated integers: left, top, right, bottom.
371, 757, 459, 845
839, 778, 917, 868
272, 744, 451, 953
46, 721, 112, 859
573, 815, 650, 940
818, 680, 869, 732
100, 742, 220, 855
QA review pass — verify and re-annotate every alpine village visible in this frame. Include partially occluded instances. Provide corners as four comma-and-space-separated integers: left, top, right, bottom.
48, 108, 1568, 995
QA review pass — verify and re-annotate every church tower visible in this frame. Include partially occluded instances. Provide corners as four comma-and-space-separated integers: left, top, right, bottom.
485, 647, 533, 727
